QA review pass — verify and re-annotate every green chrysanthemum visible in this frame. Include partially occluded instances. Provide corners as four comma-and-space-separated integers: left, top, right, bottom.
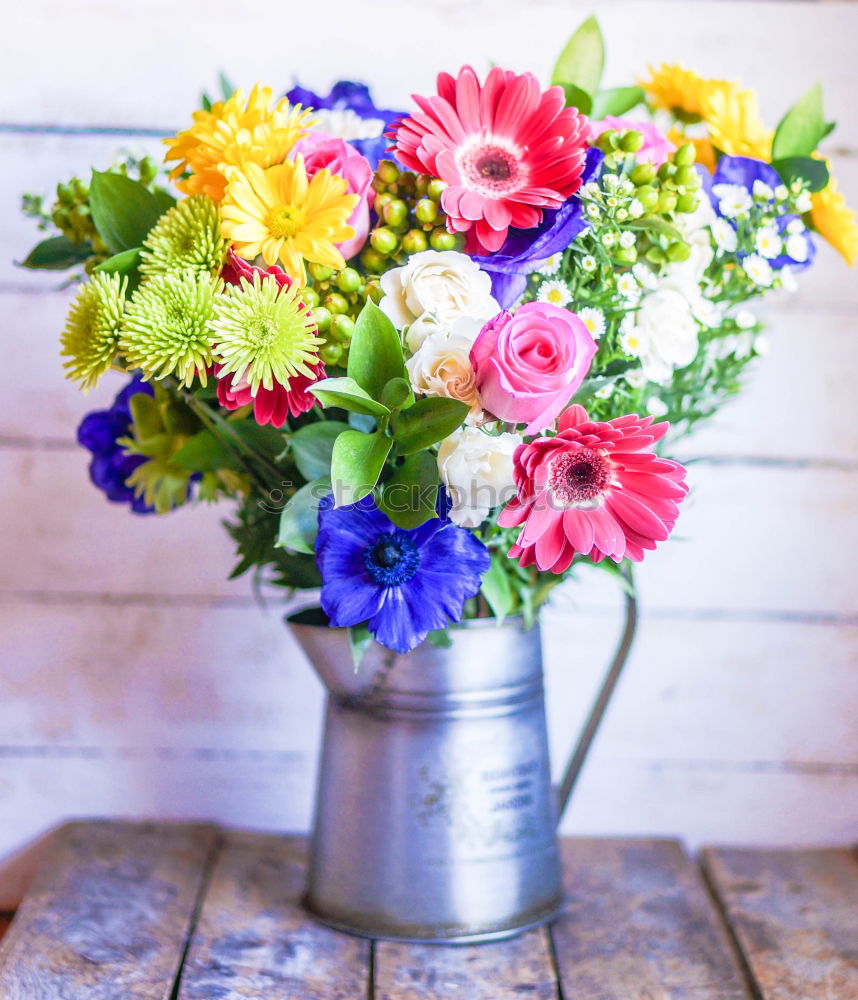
210, 273, 322, 392
140, 194, 227, 278
120, 271, 217, 387
60, 272, 127, 389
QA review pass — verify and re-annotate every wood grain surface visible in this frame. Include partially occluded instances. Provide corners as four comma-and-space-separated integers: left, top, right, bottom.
0, 820, 217, 1000
551, 838, 752, 1000
703, 845, 858, 1000
176, 831, 369, 1000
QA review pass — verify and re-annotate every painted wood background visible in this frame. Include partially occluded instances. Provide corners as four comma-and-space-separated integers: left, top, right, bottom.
0, 0, 855, 908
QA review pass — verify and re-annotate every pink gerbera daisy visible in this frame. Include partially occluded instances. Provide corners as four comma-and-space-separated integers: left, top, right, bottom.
392, 66, 590, 253
216, 360, 325, 428
498, 405, 688, 573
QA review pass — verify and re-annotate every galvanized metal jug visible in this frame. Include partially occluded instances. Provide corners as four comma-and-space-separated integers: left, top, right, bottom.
290, 602, 636, 943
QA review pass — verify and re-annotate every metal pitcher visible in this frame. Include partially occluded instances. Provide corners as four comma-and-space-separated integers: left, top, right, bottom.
290, 598, 636, 943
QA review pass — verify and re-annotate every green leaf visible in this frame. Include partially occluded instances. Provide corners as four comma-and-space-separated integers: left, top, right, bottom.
331, 430, 392, 506
153, 188, 177, 214
426, 629, 453, 649
93, 247, 141, 277
772, 83, 827, 160
347, 300, 406, 398
20, 235, 92, 271
391, 397, 470, 456
128, 393, 162, 441
230, 420, 287, 458
376, 451, 439, 530
772, 156, 830, 193
560, 84, 592, 116
89, 169, 164, 253
277, 477, 330, 554
627, 217, 683, 241
218, 71, 236, 100
381, 377, 413, 412
551, 16, 604, 99
172, 430, 241, 472
348, 624, 374, 669
591, 86, 645, 120
289, 421, 349, 481
309, 376, 391, 418
480, 552, 515, 622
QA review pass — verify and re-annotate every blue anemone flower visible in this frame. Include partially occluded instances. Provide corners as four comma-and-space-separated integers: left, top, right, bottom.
315, 494, 490, 653
285, 81, 404, 168
77, 376, 155, 514
468, 149, 603, 308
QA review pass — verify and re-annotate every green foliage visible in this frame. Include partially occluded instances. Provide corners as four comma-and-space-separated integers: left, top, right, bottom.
20, 235, 92, 271
89, 170, 164, 254
560, 84, 592, 116
480, 552, 516, 622
772, 83, 830, 160
171, 429, 240, 473
348, 624, 374, 668
551, 16, 604, 103
277, 477, 330, 554
771, 156, 829, 193
391, 397, 469, 455
309, 376, 390, 418
331, 429, 392, 505
591, 86, 645, 119
289, 421, 349, 481
347, 300, 407, 399
376, 451, 438, 529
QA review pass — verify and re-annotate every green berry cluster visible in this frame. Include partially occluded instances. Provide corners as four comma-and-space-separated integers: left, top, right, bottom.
304, 263, 384, 368
359, 160, 463, 274
43, 156, 162, 271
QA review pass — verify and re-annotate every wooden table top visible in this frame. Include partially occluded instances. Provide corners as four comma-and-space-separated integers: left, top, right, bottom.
0, 821, 855, 999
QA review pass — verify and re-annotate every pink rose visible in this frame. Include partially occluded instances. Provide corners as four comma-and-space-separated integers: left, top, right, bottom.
293, 132, 373, 260
589, 116, 676, 167
469, 302, 596, 435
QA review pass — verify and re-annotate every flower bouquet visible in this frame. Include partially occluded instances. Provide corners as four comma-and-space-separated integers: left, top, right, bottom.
20, 16, 856, 941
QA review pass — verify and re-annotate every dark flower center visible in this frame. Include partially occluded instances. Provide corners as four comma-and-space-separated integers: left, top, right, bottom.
459, 142, 522, 196
549, 447, 610, 506
476, 153, 512, 181
364, 530, 421, 587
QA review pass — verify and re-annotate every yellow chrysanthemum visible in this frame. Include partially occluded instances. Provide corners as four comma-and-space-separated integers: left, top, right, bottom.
164, 84, 315, 202
219, 157, 358, 283
811, 170, 858, 266
701, 82, 772, 160
641, 63, 717, 120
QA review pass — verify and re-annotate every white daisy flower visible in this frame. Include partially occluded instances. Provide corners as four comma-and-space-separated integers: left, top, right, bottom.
628, 198, 644, 219
712, 183, 753, 218
785, 233, 809, 262
619, 325, 645, 357
586, 203, 601, 220
616, 208, 629, 222
774, 184, 789, 201
601, 231, 618, 248
712, 217, 738, 253
786, 218, 804, 235
616, 273, 639, 299
755, 226, 782, 259
617, 177, 635, 197
623, 368, 648, 389
619, 231, 636, 249
752, 180, 774, 202
605, 196, 619, 209
594, 383, 613, 399
581, 255, 597, 273
578, 307, 606, 340
582, 182, 602, 199
603, 174, 620, 192
537, 279, 572, 307
794, 190, 813, 214
539, 253, 562, 276
778, 266, 798, 293
742, 253, 773, 287
735, 309, 757, 329
734, 332, 755, 359
754, 334, 770, 355
645, 396, 669, 418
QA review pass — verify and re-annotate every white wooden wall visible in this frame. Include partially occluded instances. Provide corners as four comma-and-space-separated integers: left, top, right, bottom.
1, 0, 856, 908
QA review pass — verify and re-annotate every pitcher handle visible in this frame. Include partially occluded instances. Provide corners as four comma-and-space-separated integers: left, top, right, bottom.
554, 572, 639, 825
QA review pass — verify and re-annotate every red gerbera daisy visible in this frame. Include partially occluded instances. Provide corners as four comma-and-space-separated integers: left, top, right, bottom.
216, 361, 325, 428
392, 66, 590, 252
497, 405, 688, 573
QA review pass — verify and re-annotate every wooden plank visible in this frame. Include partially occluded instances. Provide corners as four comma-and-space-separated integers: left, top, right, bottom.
0, 819, 217, 1000
703, 846, 858, 1000
176, 832, 369, 1000
374, 931, 556, 999
551, 838, 752, 999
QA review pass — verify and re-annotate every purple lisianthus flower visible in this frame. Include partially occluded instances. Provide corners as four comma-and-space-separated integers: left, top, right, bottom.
705, 155, 815, 271
76, 376, 155, 514
468, 148, 603, 308
286, 81, 404, 168
315, 493, 490, 654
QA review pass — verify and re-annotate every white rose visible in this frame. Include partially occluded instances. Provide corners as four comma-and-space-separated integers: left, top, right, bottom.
437, 427, 522, 528
379, 250, 500, 352
406, 330, 482, 422
630, 287, 700, 383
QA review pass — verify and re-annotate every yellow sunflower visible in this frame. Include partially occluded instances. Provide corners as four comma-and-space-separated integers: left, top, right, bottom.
641, 63, 717, 120
164, 84, 315, 202
220, 157, 358, 283
701, 82, 772, 160
811, 169, 858, 266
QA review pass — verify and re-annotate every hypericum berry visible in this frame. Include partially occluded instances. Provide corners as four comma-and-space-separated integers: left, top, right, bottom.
312, 306, 332, 333
402, 229, 429, 254
335, 268, 362, 294
320, 342, 343, 366
429, 229, 458, 251
375, 160, 400, 186
309, 262, 335, 283
370, 227, 399, 255
325, 292, 349, 315
666, 241, 691, 262
630, 163, 657, 186
674, 142, 696, 168
331, 314, 355, 342
383, 199, 408, 229
414, 198, 439, 225
619, 130, 644, 153
676, 194, 700, 214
